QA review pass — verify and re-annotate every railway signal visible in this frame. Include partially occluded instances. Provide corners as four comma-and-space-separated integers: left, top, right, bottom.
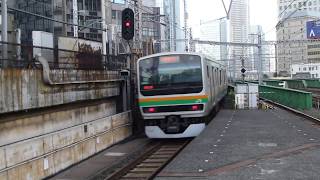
122, 8, 135, 40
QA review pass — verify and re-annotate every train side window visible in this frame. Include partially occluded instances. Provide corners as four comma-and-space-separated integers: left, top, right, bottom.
212, 67, 214, 86
215, 68, 218, 85
220, 70, 222, 85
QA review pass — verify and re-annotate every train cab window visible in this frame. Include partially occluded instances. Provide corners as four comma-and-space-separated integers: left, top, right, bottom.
139, 54, 203, 96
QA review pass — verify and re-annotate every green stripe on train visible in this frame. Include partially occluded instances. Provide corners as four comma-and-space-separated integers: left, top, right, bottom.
139, 98, 208, 107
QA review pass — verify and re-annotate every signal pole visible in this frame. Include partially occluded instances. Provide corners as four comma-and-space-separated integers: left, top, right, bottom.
258, 33, 263, 85
101, 0, 107, 55
241, 56, 245, 82
134, 0, 142, 51
183, 0, 188, 51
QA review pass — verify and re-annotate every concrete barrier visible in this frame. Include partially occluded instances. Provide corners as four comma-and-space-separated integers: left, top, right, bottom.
0, 69, 121, 114
0, 100, 132, 180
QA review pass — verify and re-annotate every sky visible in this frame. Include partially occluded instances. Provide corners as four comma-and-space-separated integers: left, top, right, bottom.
187, 0, 278, 41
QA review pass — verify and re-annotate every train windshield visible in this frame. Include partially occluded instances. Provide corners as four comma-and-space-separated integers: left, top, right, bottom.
139, 54, 203, 96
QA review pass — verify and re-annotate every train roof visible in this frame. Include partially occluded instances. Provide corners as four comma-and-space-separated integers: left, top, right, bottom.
138, 52, 225, 67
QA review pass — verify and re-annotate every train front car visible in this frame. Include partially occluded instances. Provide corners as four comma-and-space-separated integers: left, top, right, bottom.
137, 53, 208, 138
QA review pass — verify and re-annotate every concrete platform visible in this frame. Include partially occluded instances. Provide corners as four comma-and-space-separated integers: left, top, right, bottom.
157, 108, 320, 180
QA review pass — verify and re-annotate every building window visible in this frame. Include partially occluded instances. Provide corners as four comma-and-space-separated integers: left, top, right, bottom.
112, 10, 116, 19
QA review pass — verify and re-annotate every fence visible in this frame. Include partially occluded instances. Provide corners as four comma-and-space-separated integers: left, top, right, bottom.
0, 41, 127, 71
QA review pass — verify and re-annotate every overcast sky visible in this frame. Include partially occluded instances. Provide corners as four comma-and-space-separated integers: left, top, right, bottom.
187, 0, 278, 41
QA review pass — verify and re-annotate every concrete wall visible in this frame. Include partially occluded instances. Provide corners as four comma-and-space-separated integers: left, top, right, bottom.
0, 69, 121, 114
0, 99, 132, 180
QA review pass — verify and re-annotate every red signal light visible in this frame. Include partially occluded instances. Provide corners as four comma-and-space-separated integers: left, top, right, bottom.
125, 21, 131, 27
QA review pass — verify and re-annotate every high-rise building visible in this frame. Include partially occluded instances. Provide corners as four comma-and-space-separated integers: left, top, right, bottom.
196, 20, 221, 60
53, 0, 103, 42
162, 0, 186, 52
248, 25, 270, 75
13, 0, 53, 44
229, 0, 250, 79
109, 0, 162, 54
276, 11, 320, 77
155, 0, 170, 52
196, 18, 229, 62
276, 0, 320, 77
278, 0, 320, 20
142, 0, 156, 7
219, 18, 230, 65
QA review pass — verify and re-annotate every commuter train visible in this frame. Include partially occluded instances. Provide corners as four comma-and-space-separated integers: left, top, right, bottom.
137, 52, 228, 138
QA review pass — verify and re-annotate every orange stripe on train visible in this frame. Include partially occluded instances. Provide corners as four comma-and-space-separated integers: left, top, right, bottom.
138, 95, 208, 103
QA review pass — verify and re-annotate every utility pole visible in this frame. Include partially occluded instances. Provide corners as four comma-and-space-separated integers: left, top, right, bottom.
189, 28, 195, 52
233, 50, 236, 82
258, 33, 263, 85
134, 0, 142, 51
72, 0, 78, 37
101, 0, 107, 55
183, 0, 188, 52
105, 0, 112, 55
2, 0, 8, 67
274, 43, 278, 76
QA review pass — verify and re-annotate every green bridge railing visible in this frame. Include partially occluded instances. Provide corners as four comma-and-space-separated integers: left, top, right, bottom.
259, 85, 312, 110
305, 79, 320, 88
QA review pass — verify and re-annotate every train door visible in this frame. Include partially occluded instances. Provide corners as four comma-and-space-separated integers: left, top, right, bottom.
215, 68, 218, 97
207, 65, 213, 103
219, 69, 222, 93
211, 66, 215, 103
203, 65, 212, 100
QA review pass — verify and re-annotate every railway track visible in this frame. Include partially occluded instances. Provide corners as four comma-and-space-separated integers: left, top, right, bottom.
300, 88, 320, 109
102, 139, 190, 180
313, 95, 320, 109
262, 99, 320, 123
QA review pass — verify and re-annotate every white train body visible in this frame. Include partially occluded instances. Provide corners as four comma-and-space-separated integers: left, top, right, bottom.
137, 52, 227, 138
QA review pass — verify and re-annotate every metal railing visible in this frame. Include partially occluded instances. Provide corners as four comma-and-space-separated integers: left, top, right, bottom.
0, 41, 127, 71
